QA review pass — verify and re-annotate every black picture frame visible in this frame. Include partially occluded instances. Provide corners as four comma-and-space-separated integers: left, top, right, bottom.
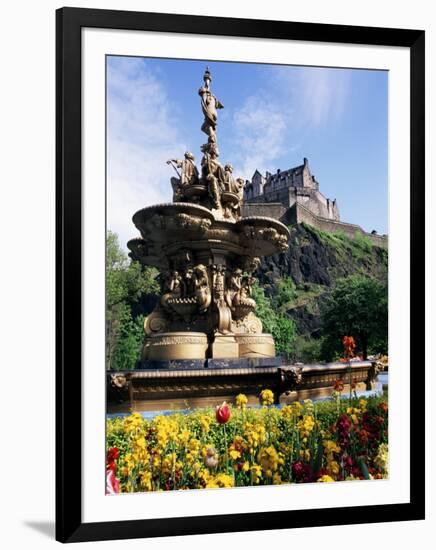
56, 6, 425, 543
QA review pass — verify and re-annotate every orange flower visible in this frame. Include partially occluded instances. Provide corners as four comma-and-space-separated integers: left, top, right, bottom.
342, 336, 356, 359
378, 402, 388, 414
334, 379, 344, 392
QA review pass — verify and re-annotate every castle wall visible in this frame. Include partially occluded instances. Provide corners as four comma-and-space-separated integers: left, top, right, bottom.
289, 203, 388, 248
241, 202, 287, 220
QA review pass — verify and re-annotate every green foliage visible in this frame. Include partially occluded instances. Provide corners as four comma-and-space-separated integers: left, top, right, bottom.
301, 222, 377, 262
271, 277, 297, 310
106, 231, 159, 370
353, 231, 374, 253
111, 313, 145, 371
273, 315, 297, 357
107, 231, 159, 309
320, 274, 388, 360
251, 283, 296, 359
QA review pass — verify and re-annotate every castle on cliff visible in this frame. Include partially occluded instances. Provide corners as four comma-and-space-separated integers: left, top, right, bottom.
242, 157, 387, 248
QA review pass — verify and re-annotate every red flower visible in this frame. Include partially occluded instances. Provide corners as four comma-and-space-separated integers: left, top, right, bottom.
358, 428, 370, 444
351, 466, 362, 478
292, 461, 312, 483
107, 447, 120, 463
216, 402, 231, 424
342, 336, 356, 359
336, 414, 352, 446
337, 414, 352, 433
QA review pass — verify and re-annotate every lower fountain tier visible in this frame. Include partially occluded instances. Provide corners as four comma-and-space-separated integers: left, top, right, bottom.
142, 331, 275, 360
107, 360, 383, 414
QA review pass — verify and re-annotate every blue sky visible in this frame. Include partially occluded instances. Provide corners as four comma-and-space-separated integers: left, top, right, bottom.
107, 56, 388, 249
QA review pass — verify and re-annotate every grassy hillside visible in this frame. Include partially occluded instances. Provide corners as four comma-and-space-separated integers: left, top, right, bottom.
256, 223, 388, 361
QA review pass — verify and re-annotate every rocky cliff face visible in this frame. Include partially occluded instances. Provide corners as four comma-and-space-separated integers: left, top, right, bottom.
256, 223, 388, 338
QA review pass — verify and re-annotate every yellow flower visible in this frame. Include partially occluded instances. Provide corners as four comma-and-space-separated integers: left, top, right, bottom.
229, 449, 241, 460
188, 438, 200, 452
273, 472, 282, 485
205, 473, 234, 488
258, 446, 280, 476
244, 422, 266, 451
260, 388, 274, 406
133, 436, 146, 450
236, 393, 248, 409
323, 440, 340, 468
317, 475, 335, 482
327, 460, 340, 476
139, 470, 152, 491
374, 442, 389, 475
298, 414, 316, 437
199, 414, 212, 433
123, 412, 144, 433
299, 448, 311, 461
178, 429, 191, 446
281, 402, 302, 421
250, 463, 262, 484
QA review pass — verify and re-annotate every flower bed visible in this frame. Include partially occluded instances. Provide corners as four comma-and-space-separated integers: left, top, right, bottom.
106, 390, 388, 493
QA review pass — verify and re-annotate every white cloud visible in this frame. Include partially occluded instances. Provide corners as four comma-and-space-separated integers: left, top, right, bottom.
274, 65, 351, 127
107, 58, 187, 249
231, 94, 293, 178
230, 66, 350, 179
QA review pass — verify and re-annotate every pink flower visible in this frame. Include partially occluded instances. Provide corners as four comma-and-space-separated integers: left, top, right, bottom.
106, 468, 120, 495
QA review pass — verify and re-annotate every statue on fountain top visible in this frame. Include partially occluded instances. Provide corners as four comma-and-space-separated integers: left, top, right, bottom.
198, 67, 224, 145
165, 67, 245, 221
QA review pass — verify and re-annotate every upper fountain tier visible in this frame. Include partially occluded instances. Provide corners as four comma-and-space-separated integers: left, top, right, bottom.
128, 201, 289, 270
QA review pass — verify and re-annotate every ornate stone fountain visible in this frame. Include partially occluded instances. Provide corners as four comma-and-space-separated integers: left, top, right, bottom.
127, 68, 290, 362
106, 68, 380, 413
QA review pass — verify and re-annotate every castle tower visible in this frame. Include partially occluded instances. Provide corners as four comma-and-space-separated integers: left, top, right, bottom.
243, 157, 340, 223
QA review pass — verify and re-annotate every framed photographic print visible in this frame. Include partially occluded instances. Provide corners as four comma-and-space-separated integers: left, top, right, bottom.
56, 7, 425, 543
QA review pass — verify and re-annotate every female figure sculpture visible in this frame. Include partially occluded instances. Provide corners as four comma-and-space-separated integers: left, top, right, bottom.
193, 264, 211, 313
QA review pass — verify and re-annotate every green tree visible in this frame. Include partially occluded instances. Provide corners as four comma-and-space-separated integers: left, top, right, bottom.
251, 283, 296, 359
320, 274, 388, 360
106, 231, 159, 370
